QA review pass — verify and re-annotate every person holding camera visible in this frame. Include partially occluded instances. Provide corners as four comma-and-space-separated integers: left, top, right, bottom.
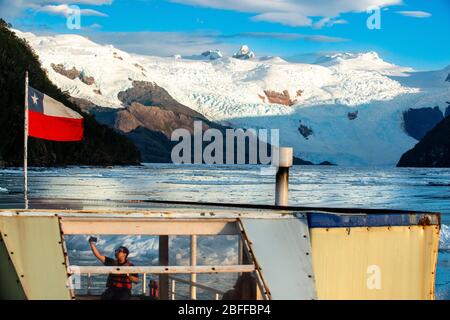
88, 236, 139, 300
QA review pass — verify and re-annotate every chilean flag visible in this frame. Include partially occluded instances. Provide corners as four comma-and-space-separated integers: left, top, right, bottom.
28, 86, 84, 141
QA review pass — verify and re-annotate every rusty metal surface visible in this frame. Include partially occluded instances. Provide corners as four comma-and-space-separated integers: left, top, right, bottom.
307, 212, 440, 228
240, 215, 316, 300
311, 225, 440, 299
0, 205, 440, 301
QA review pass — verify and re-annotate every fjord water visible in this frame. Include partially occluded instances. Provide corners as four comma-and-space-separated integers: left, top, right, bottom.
0, 164, 449, 299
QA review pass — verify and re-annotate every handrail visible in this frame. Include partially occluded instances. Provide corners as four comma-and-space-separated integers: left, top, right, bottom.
69, 265, 255, 275
18, 197, 437, 215
80, 271, 226, 300
168, 275, 225, 295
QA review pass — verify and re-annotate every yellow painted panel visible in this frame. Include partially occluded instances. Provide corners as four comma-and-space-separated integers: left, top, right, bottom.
0, 216, 72, 300
310, 225, 440, 300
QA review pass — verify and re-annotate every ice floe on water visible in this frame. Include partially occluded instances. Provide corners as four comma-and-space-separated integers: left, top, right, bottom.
440, 224, 450, 251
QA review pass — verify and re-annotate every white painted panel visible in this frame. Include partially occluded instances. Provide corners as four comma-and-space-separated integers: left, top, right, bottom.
241, 216, 316, 300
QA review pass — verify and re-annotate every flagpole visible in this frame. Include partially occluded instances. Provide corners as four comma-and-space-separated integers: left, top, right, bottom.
24, 71, 29, 209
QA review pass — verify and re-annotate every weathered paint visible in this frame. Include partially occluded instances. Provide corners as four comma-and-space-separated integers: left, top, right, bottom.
0, 234, 26, 299
307, 212, 440, 228
240, 216, 316, 300
60, 218, 239, 235
0, 207, 441, 300
68, 265, 255, 274
310, 225, 440, 300
0, 216, 72, 300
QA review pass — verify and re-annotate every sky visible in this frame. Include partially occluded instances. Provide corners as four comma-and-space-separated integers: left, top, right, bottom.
1, 0, 449, 70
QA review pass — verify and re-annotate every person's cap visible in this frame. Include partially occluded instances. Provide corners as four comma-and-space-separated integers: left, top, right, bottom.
116, 246, 129, 256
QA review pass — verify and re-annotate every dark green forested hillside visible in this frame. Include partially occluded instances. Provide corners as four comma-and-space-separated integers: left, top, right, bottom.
0, 19, 140, 166
397, 115, 450, 167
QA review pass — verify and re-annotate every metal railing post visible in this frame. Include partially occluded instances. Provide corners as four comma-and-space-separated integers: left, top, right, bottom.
86, 273, 91, 295
142, 273, 147, 295
275, 147, 293, 206
159, 235, 169, 300
190, 235, 197, 300
171, 279, 176, 300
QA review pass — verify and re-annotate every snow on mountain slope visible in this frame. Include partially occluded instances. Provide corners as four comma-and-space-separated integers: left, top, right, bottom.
314, 51, 413, 76
16, 30, 418, 114
14, 29, 449, 165
16, 30, 145, 108
231, 96, 419, 165
390, 65, 450, 89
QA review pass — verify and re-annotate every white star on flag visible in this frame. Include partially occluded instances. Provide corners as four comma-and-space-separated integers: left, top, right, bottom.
31, 93, 39, 105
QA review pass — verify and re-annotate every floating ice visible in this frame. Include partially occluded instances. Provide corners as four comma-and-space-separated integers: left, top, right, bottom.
440, 224, 450, 250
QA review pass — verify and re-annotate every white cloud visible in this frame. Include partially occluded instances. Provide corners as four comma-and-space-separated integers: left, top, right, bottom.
313, 17, 349, 29
251, 11, 312, 27
303, 34, 349, 43
39, 4, 108, 17
88, 31, 236, 57
0, 0, 112, 19
68, 0, 112, 4
171, 0, 403, 27
88, 23, 102, 29
30, 0, 112, 5
231, 32, 349, 43
85, 30, 348, 58
396, 10, 432, 18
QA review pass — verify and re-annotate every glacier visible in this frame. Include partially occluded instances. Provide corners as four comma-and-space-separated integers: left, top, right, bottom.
13, 29, 450, 166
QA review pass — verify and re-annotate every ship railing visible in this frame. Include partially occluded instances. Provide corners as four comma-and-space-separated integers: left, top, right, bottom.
168, 275, 225, 300
69, 264, 253, 300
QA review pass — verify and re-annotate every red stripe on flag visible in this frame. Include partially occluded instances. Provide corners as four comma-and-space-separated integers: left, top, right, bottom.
29, 110, 84, 142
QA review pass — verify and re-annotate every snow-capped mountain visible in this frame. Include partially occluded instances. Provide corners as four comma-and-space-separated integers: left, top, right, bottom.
233, 45, 256, 60
14, 29, 450, 165
314, 51, 413, 76
201, 49, 223, 60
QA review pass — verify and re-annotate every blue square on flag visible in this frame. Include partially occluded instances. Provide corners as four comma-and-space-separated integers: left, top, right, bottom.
28, 86, 44, 113
27, 86, 84, 141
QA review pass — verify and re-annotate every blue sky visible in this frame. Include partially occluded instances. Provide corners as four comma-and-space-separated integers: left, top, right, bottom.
2, 0, 449, 70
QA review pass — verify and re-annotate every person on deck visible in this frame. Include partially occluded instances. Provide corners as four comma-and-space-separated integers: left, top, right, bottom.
89, 237, 139, 300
